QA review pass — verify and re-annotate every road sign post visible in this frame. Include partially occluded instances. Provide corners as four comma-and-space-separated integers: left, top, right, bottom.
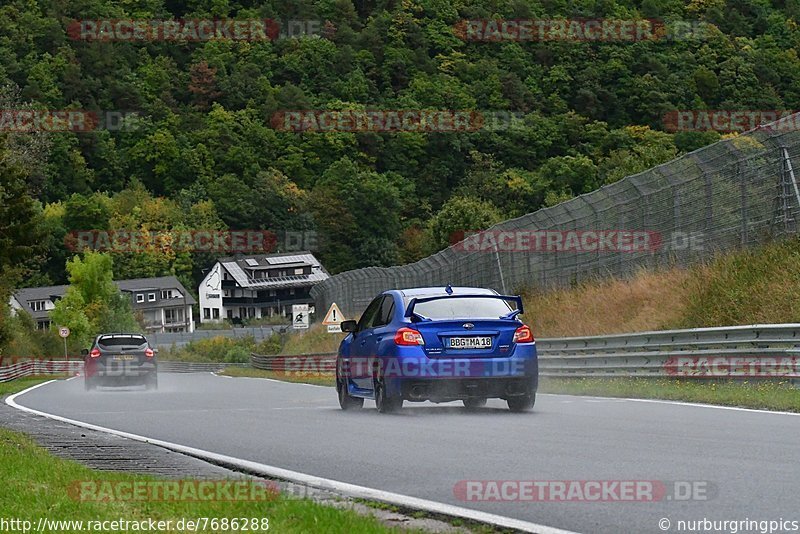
292, 304, 309, 330
58, 326, 70, 362
322, 303, 345, 333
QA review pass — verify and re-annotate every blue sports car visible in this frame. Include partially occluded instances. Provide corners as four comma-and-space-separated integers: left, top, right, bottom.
336, 286, 538, 413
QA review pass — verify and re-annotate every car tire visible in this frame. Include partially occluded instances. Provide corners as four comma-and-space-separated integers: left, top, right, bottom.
463, 397, 487, 410
337, 379, 364, 410
507, 393, 535, 412
374, 378, 402, 413
145, 374, 158, 391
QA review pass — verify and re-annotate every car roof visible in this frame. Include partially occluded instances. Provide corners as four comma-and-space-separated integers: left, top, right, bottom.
394, 286, 499, 298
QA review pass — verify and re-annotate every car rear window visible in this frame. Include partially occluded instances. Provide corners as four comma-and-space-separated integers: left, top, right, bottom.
98, 335, 147, 347
410, 297, 513, 320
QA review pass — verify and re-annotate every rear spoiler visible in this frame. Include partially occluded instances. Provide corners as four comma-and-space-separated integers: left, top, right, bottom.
403, 294, 524, 322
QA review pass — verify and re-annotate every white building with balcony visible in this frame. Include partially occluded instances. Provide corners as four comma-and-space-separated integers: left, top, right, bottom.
198, 252, 329, 324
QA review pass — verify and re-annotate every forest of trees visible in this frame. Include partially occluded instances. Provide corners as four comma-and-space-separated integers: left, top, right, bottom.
3, 0, 800, 297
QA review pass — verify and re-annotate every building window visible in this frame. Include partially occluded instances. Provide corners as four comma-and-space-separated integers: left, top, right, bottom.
136, 294, 145, 303
213, 308, 219, 319
165, 308, 183, 323
295, 268, 303, 275
161, 290, 173, 299
29, 300, 47, 312
289, 288, 295, 295
148, 293, 156, 302
203, 308, 210, 319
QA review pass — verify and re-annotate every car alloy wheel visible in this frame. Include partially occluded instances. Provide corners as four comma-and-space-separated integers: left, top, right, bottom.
374, 377, 402, 413
337, 378, 364, 410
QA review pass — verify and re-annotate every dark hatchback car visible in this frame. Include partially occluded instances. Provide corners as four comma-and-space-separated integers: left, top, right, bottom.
82, 333, 158, 391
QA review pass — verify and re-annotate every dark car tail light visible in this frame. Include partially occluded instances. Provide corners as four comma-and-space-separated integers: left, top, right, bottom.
394, 327, 425, 346
513, 325, 535, 343
89, 348, 101, 358
144, 348, 154, 358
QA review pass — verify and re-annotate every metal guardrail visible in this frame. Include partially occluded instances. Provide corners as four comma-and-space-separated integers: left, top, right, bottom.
0, 360, 83, 382
536, 324, 800, 378
250, 324, 800, 380
157, 361, 251, 373
250, 353, 336, 373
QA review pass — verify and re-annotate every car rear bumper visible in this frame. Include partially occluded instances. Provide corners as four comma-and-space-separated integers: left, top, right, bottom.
382, 344, 537, 400
85, 361, 157, 381
400, 376, 535, 402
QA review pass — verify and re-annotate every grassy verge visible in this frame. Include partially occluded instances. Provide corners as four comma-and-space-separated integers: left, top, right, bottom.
521, 236, 800, 337
0, 428, 411, 534
219, 366, 335, 387
280, 323, 341, 355
539, 377, 800, 412
0, 375, 66, 397
159, 324, 340, 365
158, 335, 281, 363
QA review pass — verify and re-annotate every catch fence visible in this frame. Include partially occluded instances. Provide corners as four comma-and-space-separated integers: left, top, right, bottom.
312, 116, 800, 317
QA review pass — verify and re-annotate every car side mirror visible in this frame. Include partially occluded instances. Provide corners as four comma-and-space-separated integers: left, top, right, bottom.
340, 320, 357, 333
80, 348, 89, 356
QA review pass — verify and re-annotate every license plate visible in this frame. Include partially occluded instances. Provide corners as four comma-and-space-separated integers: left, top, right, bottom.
448, 336, 492, 349
113, 355, 135, 361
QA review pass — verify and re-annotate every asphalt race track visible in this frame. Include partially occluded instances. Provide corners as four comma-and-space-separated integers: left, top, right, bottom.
10, 374, 800, 534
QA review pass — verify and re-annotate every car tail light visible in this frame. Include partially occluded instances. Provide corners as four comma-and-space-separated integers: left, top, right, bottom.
513, 325, 535, 343
144, 348, 154, 358
89, 348, 101, 358
394, 327, 424, 346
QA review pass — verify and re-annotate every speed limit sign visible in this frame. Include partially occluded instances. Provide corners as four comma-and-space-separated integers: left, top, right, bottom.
59, 326, 70, 338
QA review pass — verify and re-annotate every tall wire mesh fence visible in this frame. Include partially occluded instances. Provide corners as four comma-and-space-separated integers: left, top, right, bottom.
312, 116, 800, 318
